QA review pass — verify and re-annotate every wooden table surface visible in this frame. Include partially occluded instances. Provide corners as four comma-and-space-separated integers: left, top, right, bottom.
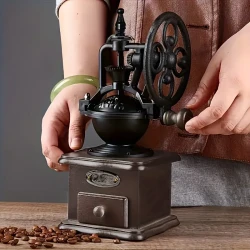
0, 202, 250, 249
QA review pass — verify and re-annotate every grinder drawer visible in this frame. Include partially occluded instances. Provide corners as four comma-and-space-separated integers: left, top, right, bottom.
77, 192, 128, 228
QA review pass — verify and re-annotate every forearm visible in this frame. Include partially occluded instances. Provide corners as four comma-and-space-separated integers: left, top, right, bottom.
58, 0, 108, 78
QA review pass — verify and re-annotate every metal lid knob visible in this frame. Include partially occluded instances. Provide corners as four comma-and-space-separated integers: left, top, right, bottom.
93, 206, 105, 218
115, 8, 126, 36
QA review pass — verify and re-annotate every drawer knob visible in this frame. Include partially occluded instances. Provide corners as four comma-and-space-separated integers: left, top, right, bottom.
93, 206, 105, 218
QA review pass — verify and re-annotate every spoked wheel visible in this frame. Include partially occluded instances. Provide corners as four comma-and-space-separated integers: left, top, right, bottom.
143, 12, 191, 109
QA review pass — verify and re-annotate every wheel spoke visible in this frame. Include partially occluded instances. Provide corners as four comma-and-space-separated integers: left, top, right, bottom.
162, 20, 178, 49
158, 70, 175, 98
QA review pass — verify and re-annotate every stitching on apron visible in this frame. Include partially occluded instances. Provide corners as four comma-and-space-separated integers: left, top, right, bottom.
186, 24, 210, 30
135, 0, 145, 42
199, 0, 219, 154
177, 133, 199, 139
134, 0, 138, 41
212, 0, 219, 56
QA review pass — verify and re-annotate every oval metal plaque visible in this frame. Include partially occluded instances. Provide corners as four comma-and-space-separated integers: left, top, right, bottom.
86, 170, 120, 188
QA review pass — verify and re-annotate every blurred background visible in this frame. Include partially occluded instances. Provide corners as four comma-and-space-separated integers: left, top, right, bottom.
0, 0, 103, 202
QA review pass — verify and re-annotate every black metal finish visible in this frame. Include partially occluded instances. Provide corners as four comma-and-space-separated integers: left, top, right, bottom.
90, 94, 150, 150
115, 8, 126, 36
87, 144, 153, 158
59, 8, 193, 241
79, 8, 193, 158
143, 12, 191, 109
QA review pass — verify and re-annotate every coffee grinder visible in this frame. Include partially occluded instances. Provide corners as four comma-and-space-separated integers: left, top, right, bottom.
59, 8, 193, 241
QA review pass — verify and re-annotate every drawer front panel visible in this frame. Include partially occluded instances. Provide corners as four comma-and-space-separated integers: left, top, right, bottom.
77, 192, 128, 228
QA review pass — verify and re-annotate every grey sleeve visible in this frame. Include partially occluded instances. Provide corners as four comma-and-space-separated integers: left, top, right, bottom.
56, 0, 111, 17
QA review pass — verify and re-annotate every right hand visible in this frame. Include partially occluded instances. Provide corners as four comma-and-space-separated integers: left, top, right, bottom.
41, 84, 96, 171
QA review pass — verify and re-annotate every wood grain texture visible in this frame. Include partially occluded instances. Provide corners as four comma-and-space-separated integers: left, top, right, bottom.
0, 202, 250, 249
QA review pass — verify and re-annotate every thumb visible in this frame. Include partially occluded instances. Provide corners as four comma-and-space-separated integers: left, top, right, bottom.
186, 52, 221, 109
68, 109, 85, 150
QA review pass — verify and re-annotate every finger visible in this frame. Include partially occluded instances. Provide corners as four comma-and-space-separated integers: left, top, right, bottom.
58, 132, 73, 153
68, 109, 85, 150
185, 84, 238, 131
234, 107, 250, 134
41, 124, 64, 164
45, 157, 69, 172
242, 124, 250, 134
45, 157, 54, 169
189, 95, 249, 135
186, 52, 221, 109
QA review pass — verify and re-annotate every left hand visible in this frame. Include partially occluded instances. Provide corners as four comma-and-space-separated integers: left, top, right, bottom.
185, 23, 250, 135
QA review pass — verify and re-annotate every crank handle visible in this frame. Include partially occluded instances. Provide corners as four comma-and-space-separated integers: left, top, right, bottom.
162, 108, 193, 130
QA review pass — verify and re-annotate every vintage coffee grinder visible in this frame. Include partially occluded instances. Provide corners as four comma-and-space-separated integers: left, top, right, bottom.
59, 9, 192, 241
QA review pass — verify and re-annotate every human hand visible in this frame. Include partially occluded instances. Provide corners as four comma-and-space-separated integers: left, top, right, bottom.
185, 23, 250, 135
41, 84, 96, 171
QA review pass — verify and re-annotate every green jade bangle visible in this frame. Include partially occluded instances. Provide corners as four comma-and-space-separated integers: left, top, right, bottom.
50, 75, 99, 102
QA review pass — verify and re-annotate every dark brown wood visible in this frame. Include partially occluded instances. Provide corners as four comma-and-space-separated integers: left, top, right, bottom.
60, 149, 180, 240
0, 202, 250, 249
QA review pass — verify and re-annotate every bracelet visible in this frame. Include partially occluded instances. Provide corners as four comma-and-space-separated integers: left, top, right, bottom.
50, 75, 99, 102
